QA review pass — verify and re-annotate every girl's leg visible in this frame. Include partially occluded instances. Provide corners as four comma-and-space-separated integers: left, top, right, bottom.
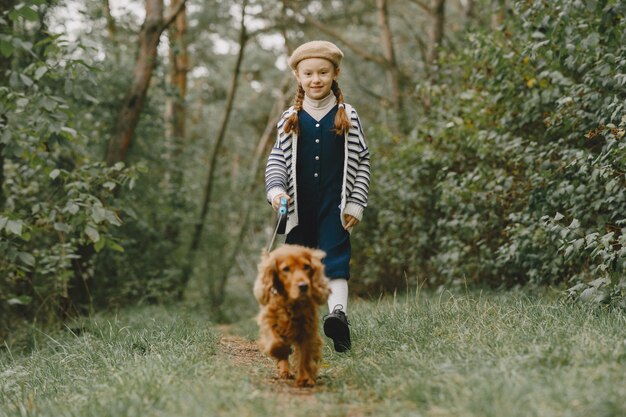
318, 197, 352, 352
327, 278, 348, 313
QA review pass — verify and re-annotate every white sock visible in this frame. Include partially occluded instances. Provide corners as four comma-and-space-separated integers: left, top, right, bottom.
327, 278, 349, 314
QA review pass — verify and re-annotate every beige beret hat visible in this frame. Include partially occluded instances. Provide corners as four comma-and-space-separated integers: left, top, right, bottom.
288, 40, 344, 70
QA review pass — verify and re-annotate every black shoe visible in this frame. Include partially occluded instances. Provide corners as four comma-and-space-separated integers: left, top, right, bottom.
323, 306, 351, 352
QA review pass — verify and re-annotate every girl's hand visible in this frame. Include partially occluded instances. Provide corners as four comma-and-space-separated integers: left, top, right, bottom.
272, 193, 291, 211
343, 214, 359, 230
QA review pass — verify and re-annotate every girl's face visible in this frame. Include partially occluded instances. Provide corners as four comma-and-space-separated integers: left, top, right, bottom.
294, 58, 340, 100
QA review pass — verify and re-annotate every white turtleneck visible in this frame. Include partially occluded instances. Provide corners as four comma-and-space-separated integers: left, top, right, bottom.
302, 93, 337, 122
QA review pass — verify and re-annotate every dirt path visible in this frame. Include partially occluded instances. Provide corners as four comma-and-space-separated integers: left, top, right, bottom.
215, 326, 368, 417
216, 326, 322, 397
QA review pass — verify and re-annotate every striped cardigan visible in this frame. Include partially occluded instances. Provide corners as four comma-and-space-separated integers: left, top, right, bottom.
265, 103, 371, 235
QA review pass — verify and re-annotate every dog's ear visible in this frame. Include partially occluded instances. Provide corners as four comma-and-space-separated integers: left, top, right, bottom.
272, 267, 284, 294
309, 249, 330, 305
254, 252, 277, 305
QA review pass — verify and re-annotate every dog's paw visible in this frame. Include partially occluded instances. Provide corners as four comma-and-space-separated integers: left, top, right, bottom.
296, 376, 315, 387
278, 370, 294, 380
277, 359, 293, 380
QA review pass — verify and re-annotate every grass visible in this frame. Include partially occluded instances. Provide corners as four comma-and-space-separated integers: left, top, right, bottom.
1, 290, 625, 417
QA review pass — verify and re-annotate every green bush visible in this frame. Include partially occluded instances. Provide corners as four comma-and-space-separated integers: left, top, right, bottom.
0, 3, 138, 337
352, 0, 625, 305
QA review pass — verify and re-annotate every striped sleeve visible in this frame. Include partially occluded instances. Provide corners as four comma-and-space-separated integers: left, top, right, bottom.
346, 109, 371, 209
265, 122, 289, 204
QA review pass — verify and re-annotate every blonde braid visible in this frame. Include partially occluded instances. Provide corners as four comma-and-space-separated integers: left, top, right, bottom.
284, 85, 305, 135
332, 81, 351, 136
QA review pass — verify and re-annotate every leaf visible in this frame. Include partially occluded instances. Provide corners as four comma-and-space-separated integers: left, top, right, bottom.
15, 39, 33, 52
564, 245, 574, 258
568, 218, 580, 229
49, 169, 60, 179
1, 128, 10, 144
567, 283, 586, 293
54, 222, 70, 233
554, 212, 564, 221
103, 181, 116, 191
589, 277, 608, 288
34, 66, 47, 80
573, 238, 584, 251
17, 5, 39, 22
579, 287, 596, 302
7, 8, 19, 21
91, 206, 106, 224
0, 215, 8, 231
65, 203, 80, 215
19, 73, 33, 87
105, 210, 122, 226
7, 296, 32, 306
85, 225, 100, 243
83, 93, 99, 104
6, 220, 23, 236
17, 252, 35, 266
94, 236, 106, 253
581, 32, 600, 48
0, 39, 14, 57
60, 126, 77, 139
108, 241, 125, 252
601, 232, 615, 248
41, 97, 56, 111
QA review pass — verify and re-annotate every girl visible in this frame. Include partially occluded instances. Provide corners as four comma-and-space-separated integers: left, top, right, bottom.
265, 40, 371, 352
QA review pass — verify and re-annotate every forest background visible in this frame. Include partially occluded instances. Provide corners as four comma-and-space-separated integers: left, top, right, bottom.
0, 0, 624, 341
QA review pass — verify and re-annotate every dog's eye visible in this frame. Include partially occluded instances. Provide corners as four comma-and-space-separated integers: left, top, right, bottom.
282, 266, 290, 273
303, 264, 311, 271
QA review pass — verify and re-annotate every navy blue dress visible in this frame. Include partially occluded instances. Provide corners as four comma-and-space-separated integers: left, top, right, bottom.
285, 106, 351, 279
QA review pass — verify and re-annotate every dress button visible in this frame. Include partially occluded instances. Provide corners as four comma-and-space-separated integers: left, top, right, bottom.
314, 173, 318, 178
315, 123, 320, 128
315, 139, 320, 143
315, 156, 319, 160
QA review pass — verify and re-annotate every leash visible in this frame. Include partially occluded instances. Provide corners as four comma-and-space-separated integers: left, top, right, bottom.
266, 196, 288, 252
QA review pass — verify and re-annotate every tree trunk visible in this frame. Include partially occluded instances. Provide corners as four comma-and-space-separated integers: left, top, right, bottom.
211, 72, 292, 313
105, 0, 186, 166
180, 1, 248, 296
427, 0, 445, 68
164, 0, 188, 244
103, 0, 117, 39
376, 0, 408, 133
103, 0, 119, 63
460, 0, 474, 20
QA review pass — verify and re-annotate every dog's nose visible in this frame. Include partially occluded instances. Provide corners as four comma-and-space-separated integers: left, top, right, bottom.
298, 283, 309, 293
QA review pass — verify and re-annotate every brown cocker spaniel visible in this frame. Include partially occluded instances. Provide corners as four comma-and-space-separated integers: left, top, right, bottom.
254, 244, 330, 387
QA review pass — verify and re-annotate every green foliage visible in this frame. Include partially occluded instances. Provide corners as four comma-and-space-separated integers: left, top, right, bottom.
353, 0, 626, 305
0, 2, 137, 335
